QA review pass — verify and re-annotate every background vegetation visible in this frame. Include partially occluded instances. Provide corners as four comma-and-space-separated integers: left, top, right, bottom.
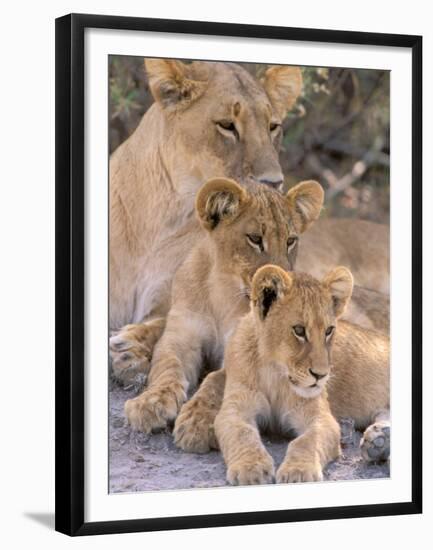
109, 56, 390, 224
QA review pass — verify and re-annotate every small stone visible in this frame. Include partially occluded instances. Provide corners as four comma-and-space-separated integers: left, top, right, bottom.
111, 417, 125, 428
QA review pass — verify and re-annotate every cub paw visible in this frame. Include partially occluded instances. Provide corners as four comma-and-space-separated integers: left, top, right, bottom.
110, 324, 153, 388
276, 460, 323, 483
360, 420, 390, 462
124, 386, 185, 433
173, 399, 218, 453
227, 455, 275, 486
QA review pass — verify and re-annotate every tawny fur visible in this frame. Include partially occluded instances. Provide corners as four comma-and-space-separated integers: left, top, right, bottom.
214, 266, 389, 484
124, 178, 325, 434
296, 218, 390, 294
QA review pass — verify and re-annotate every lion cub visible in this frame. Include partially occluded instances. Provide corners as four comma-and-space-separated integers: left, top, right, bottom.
124, 177, 324, 434
215, 265, 355, 484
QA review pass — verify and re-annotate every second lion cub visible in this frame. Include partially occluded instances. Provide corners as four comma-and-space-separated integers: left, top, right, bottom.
124, 177, 324, 434
215, 265, 354, 484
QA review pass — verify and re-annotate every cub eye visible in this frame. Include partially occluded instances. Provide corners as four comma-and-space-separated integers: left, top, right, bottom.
246, 234, 264, 252
287, 236, 298, 250
293, 325, 306, 339
216, 120, 239, 139
325, 326, 335, 338
270, 122, 281, 132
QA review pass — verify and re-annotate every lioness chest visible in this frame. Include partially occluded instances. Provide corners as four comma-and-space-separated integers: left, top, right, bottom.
117, 216, 201, 327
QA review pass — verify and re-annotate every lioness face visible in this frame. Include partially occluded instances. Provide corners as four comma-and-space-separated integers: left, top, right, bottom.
145, 59, 303, 189
195, 178, 324, 297
251, 265, 354, 399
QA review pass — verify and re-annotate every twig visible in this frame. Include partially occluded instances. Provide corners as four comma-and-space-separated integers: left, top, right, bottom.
325, 137, 385, 200
305, 137, 386, 199
305, 154, 338, 188
322, 140, 390, 167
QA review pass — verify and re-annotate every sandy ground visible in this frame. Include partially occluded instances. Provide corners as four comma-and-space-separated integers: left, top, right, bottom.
109, 385, 389, 493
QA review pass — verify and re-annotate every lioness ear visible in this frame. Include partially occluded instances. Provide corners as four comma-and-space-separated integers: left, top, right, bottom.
196, 178, 248, 231
261, 66, 303, 119
323, 267, 354, 317
252, 265, 293, 320
286, 180, 324, 233
145, 58, 208, 109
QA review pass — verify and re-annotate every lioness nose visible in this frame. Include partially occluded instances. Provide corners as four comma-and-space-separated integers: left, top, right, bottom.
309, 368, 327, 381
258, 174, 284, 189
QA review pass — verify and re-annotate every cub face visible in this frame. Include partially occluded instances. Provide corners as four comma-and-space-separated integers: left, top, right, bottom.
145, 59, 302, 189
195, 178, 324, 297
251, 265, 354, 398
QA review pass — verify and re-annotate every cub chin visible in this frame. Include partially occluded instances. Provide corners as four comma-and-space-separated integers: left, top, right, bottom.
215, 265, 354, 485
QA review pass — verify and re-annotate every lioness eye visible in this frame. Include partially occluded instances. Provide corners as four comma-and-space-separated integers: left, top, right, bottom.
216, 120, 239, 139
218, 120, 235, 131
270, 122, 280, 132
293, 325, 306, 339
287, 236, 298, 250
246, 234, 264, 252
325, 326, 335, 338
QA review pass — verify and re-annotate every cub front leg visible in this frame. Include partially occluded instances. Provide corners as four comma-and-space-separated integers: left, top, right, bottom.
124, 315, 206, 433
215, 389, 274, 486
110, 317, 166, 388
174, 369, 226, 453
276, 402, 340, 483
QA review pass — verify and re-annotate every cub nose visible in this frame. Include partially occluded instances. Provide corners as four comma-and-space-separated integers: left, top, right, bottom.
309, 368, 327, 381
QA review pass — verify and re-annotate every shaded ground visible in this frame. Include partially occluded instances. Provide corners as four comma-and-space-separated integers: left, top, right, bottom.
109, 386, 389, 493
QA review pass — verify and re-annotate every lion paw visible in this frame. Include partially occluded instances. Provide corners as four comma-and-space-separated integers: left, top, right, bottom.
110, 324, 153, 388
276, 460, 323, 483
227, 455, 275, 486
124, 386, 185, 433
173, 399, 218, 453
360, 420, 390, 462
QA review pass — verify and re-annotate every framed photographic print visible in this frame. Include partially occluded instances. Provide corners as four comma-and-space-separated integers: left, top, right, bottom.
55, 13, 422, 536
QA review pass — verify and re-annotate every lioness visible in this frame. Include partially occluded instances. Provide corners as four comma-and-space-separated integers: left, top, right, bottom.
176, 269, 390, 466
110, 59, 302, 331
109, 59, 389, 383
124, 177, 324, 433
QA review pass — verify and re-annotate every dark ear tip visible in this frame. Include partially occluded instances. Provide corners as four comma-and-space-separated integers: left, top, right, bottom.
260, 286, 277, 319
252, 265, 292, 320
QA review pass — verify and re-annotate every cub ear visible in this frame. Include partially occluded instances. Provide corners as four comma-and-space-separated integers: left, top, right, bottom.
196, 178, 248, 231
251, 265, 293, 321
323, 267, 354, 317
286, 180, 324, 233
261, 66, 303, 119
144, 58, 208, 109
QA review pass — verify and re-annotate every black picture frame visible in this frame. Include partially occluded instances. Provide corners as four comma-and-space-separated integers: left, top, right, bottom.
55, 13, 423, 536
